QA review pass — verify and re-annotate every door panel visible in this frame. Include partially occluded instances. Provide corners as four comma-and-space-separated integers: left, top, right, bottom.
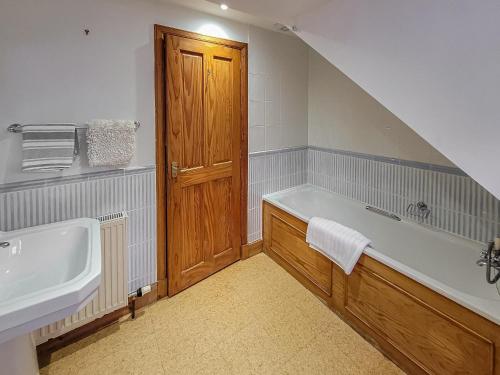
208, 56, 233, 165
207, 178, 233, 257
179, 51, 204, 169
180, 185, 204, 271
167, 35, 242, 295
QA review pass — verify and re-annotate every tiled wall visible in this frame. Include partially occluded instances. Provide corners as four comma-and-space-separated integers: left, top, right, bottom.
0, 146, 308, 292
308, 147, 500, 244
246, 145, 500, 244
247, 147, 308, 242
248, 26, 309, 153
0, 167, 156, 293
3, 145, 496, 294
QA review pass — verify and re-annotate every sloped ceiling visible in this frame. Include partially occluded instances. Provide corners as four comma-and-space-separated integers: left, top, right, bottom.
293, 0, 500, 199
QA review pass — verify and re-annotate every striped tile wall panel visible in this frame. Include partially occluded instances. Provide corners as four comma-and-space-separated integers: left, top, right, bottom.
0, 167, 156, 293
2, 145, 495, 294
307, 148, 500, 244
248, 147, 308, 242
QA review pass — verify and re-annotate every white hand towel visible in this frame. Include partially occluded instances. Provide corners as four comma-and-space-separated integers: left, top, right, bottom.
306, 217, 371, 274
87, 120, 136, 167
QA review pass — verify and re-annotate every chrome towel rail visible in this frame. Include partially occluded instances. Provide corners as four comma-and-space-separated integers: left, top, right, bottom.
7, 121, 140, 133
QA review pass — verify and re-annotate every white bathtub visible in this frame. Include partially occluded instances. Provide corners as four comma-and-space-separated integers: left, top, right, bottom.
263, 184, 500, 325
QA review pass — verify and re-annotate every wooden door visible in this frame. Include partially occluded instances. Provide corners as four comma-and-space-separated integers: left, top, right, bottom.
166, 34, 242, 295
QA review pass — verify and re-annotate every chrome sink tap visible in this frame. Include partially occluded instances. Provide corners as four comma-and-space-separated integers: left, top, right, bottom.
477, 239, 500, 284
476, 257, 488, 267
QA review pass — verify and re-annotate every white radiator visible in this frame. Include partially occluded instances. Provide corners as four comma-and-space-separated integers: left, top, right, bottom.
34, 212, 129, 345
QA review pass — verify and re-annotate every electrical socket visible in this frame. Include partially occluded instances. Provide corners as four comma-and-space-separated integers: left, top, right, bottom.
138, 285, 151, 296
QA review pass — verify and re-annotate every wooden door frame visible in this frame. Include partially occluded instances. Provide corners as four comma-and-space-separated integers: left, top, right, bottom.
154, 25, 248, 299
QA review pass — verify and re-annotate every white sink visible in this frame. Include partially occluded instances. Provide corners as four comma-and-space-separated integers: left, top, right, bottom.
0, 218, 101, 374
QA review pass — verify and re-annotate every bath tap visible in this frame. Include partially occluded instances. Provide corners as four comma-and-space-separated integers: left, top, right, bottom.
477, 240, 500, 284
406, 201, 431, 221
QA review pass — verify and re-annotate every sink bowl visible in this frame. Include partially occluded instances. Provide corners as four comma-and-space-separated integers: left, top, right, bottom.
0, 218, 101, 374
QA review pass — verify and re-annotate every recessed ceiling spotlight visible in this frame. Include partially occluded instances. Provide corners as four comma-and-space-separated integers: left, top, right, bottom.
220, 3, 228, 10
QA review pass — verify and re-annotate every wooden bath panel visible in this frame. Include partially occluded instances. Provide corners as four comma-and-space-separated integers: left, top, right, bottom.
263, 200, 500, 375
270, 215, 332, 295
346, 264, 494, 375
263, 201, 333, 301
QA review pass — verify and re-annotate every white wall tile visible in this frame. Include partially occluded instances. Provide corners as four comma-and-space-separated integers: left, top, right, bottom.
266, 126, 283, 151
264, 76, 274, 102
249, 126, 266, 153
248, 26, 308, 150
252, 101, 265, 127
253, 74, 265, 101
264, 102, 272, 127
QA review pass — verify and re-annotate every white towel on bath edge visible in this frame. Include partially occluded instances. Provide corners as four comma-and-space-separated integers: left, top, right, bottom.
87, 120, 136, 167
306, 217, 371, 275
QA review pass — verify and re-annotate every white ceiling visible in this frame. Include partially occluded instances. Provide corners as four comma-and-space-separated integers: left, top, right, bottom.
161, 0, 330, 31
204, 0, 330, 24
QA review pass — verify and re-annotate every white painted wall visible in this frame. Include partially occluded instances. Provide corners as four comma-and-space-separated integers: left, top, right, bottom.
295, 0, 500, 197
0, 0, 309, 184
308, 50, 453, 166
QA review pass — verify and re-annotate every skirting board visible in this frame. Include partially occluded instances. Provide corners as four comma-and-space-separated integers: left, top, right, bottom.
242, 240, 263, 260
37, 283, 159, 365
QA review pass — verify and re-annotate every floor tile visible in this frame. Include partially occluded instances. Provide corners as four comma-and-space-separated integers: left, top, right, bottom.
40, 253, 404, 375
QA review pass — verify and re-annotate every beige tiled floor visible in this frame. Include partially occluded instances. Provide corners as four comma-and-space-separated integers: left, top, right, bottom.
40, 254, 404, 375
